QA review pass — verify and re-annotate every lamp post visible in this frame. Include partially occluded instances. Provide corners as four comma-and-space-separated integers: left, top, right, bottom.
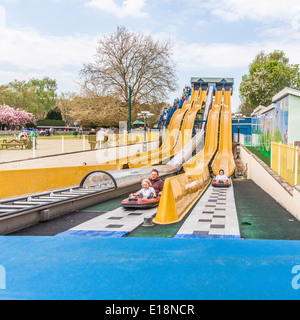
232, 113, 246, 158
128, 82, 132, 133
137, 111, 154, 151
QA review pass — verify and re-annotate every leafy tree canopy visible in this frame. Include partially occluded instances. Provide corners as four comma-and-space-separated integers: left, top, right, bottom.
239, 50, 300, 115
0, 77, 58, 119
45, 106, 62, 120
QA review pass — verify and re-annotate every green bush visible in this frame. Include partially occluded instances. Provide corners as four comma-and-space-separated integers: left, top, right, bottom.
45, 107, 63, 120
37, 119, 66, 127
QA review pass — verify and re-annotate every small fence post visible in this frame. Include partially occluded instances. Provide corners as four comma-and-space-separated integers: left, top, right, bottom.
83, 135, 86, 151
278, 142, 281, 176
295, 146, 299, 186
270, 142, 273, 170
32, 137, 36, 158
61, 136, 64, 154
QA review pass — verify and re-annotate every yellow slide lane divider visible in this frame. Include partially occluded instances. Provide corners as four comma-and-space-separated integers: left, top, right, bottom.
182, 90, 222, 173
153, 90, 223, 225
211, 89, 235, 177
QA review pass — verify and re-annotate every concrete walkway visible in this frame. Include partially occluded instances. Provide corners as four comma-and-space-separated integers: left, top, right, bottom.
0, 139, 159, 170
175, 181, 241, 239
56, 206, 158, 238
0, 138, 88, 163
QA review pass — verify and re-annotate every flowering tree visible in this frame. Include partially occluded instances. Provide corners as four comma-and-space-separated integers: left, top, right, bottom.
0, 104, 36, 129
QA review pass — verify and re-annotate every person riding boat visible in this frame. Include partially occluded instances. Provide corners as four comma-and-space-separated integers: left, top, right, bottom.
214, 169, 229, 183
130, 179, 156, 199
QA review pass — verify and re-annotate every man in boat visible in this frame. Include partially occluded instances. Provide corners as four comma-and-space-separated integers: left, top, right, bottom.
149, 169, 164, 196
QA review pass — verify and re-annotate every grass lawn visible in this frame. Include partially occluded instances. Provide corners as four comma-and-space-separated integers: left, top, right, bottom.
246, 146, 271, 166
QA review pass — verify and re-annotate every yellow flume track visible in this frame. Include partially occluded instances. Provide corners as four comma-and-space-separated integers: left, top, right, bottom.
211, 89, 235, 177
153, 90, 223, 225
127, 89, 207, 169
182, 90, 222, 174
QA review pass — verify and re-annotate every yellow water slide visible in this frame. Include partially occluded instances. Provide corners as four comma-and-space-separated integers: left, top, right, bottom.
154, 89, 223, 224
211, 89, 235, 177
127, 89, 206, 168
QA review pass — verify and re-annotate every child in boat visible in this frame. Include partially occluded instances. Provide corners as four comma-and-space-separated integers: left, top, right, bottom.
130, 179, 156, 199
214, 169, 229, 182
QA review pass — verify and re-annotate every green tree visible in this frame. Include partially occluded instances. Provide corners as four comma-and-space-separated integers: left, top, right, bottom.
239, 50, 300, 115
0, 77, 58, 119
45, 106, 63, 120
0, 81, 39, 114
29, 77, 57, 117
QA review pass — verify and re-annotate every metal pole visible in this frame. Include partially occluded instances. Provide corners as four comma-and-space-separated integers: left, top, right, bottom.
143, 115, 147, 152
236, 119, 241, 159
129, 85, 132, 133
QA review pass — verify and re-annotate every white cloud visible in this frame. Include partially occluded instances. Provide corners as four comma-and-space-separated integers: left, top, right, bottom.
0, 27, 97, 69
0, 27, 98, 92
171, 36, 300, 110
174, 42, 256, 71
85, 0, 148, 18
174, 35, 300, 73
0, 5, 6, 29
202, 0, 300, 29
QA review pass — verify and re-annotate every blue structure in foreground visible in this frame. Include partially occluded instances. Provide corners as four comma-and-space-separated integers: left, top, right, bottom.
0, 236, 300, 300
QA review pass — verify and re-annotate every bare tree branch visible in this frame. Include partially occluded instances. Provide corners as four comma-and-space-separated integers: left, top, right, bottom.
80, 26, 178, 106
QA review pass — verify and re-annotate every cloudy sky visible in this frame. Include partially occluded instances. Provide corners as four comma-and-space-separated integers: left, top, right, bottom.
1, 0, 300, 111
